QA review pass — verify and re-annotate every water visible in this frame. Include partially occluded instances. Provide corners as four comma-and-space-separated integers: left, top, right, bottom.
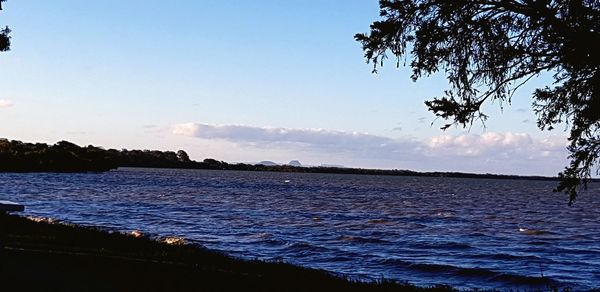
1, 168, 599, 290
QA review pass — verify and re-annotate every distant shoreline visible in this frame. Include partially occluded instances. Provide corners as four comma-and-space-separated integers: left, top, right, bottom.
1, 138, 591, 182
117, 166, 564, 182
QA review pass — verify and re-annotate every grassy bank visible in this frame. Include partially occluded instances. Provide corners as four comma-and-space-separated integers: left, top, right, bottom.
0, 214, 453, 292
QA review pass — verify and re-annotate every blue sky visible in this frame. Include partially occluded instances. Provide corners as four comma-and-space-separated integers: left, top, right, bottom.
0, 1, 570, 175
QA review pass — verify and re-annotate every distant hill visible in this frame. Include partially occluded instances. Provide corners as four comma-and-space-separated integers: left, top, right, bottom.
287, 160, 302, 167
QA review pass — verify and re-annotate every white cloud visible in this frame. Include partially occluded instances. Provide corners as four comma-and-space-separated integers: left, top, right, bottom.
173, 122, 570, 176
425, 132, 567, 160
427, 132, 535, 156
0, 99, 13, 108
172, 123, 400, 151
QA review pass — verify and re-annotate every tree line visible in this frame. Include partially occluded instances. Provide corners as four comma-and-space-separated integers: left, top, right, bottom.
0, 139, 193, 172
0, 138, 564, 182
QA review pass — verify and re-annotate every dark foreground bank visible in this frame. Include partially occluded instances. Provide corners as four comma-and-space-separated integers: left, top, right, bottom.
0, 214, 453, 292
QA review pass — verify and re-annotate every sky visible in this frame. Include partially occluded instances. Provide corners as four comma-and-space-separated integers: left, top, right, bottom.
0, 0, 571, 176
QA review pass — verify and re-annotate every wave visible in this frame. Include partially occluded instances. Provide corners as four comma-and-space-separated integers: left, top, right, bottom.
526, 240, 552, 246
471, 252, 546, 262
282, 241, 367, 262
434, 211, 455, 218
518, 228, 556, 236
285, 242, 330, 253
367, 218, 391, 224
337, 235, 389, 244
381, 258, 558, 287
408, 241, 472, 250
251, 233, 287, 246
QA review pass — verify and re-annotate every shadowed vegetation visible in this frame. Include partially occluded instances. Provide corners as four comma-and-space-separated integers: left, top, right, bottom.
355, 0, 600, 204
0, 214, 454, 292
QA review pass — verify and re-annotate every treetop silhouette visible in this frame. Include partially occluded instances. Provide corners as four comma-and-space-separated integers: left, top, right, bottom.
356, 0, 600, 204
0, 0, 9, 52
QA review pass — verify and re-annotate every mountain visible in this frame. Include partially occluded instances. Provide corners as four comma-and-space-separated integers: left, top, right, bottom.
287, 160, 302, 167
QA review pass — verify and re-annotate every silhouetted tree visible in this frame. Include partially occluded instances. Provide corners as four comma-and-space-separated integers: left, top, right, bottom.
0, 0, 10, 52
177, 150, 191, 163
356, 0, 600, 204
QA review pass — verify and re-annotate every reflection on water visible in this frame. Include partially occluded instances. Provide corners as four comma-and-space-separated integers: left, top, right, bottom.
1, 168, 599, 290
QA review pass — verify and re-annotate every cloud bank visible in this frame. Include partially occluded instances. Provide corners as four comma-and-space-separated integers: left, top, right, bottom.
173, 123, 400, 150
173, 122, 569, 176
0, 99, 13, 108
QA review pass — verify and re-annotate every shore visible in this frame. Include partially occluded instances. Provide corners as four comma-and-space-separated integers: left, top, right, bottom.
1, 139, 571, 183
0, 214, 454, 292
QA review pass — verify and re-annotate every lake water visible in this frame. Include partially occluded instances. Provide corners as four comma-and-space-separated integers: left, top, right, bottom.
1, 168, 599, 290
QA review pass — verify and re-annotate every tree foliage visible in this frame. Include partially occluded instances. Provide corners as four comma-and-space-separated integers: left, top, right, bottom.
355, 0, 600, 204
0, 0, 9, 52
0, 139, 200, 171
